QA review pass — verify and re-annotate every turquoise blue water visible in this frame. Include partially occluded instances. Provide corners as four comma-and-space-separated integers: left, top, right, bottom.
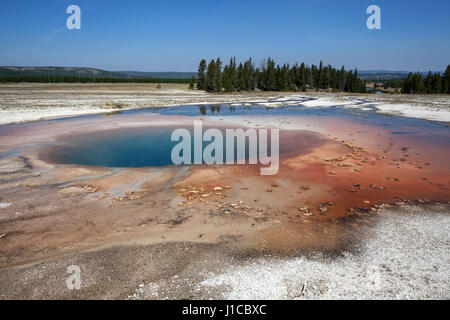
46, 126, 290, 167
49, 127, 177, 167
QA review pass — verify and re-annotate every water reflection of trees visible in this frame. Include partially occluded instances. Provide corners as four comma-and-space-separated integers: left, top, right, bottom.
210, 105, 220, 113
198, 105, 225, 115
197, 104, 260, 115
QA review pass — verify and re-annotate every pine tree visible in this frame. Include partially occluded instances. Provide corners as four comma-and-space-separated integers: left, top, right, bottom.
265, 58, 276, 91
222, 65, 231, 92
214, 58, 222, 92
339, 66, 345, 91
311, 64, 318, 90
402, 72, 413, 94
280, 64, 288, 91
442, 65, 450, 94
189, 76, 195, 90
243, 58, 254, 91
237, 63, 244, 91
230, 57, 237, 91
206, 60, 216, 92
432, 73, 442, 94
352, 69, 358, 92
197, 59, 207, 90
413, 72, 424, 93
424, 72, 433, 94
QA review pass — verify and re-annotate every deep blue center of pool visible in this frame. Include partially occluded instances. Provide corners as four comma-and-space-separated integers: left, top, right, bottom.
47, 126, 294, 167
50, 128, 178, 167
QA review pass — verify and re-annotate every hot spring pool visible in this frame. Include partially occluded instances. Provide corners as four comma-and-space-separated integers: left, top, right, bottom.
36, 102, 449, 168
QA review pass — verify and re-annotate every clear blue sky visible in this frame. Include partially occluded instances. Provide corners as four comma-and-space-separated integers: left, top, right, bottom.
1, 0, 449, 72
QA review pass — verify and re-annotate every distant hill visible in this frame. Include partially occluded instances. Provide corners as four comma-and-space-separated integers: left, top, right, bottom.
0, 66, 129, 78
0, 67, 197, 79
359, 70, 444, 81
117, 71, 197, 79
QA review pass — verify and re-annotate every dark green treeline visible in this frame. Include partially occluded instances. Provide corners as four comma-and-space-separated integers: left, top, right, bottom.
0, 75, 190, 84
401, 66, 450, 94
196, 57, 366, 93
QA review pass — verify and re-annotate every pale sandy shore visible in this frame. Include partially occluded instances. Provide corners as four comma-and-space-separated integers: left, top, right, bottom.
0, 83, 449, 124
1, 205, 448, 299
195, 206, 449, 300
